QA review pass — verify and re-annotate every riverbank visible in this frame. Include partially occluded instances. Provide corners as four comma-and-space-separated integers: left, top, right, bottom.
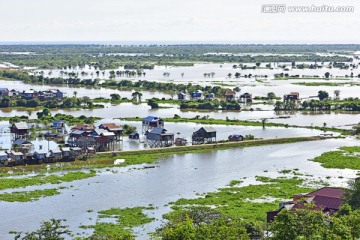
0, 136, 324, 175
122, 116, 350, 135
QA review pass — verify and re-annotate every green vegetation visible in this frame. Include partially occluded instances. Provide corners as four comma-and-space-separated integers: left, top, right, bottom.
269, 205, 360, 240
293, 81, 360, 87
0, 136, 323, 176
0, 95, 104, 110
10, 219, 71, 239
0, 188, 59, 202
179, 100, 241, 110
82, 206, 154, 239
123, 116, 349, 135
156, 214, 252, 240
0, 171, 96, 190
167, 176, 314, 222
312, 146, 360, 169
3, 112, 100, 126
0, 45, 353, 69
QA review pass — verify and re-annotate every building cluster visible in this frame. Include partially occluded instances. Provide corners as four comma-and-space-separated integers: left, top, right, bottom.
68, 123, 123, 152
0, 88, 64, 101
178, 90, 253, 103
1, 114, 247, 166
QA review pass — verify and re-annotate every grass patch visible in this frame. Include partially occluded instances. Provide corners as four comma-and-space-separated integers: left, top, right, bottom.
312, 146, 360, 169
0, 170, 96, 190
83, 206, 155, 239
166, 176, 316, 223
0, 188, 59, 202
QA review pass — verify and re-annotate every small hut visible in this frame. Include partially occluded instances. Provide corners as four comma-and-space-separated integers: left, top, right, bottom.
7, 151, 24, 163
0, 152, 8, 166
129, 132, 140, 140
49, 149, 62, 161
146, 128, 174, 148
13, 139, 32, 152
283, 92, 300, 102
175, 137, 187, 146
52, 120, 65, 129
70, 147, 82, 158
191, 90, 203, 100
10, 122, 29, 140
177, 92, 186, 100
99, 123, 123, 140
33, 151, 48, 162
228, 134, 244, 141
60, 147, 71, 160
205, 93, 215, 100
192, 127, 217, 145
142, 116, 164, 133
225, 90, 236, 102
239, 93, 253, 103
87, 147, 96, 154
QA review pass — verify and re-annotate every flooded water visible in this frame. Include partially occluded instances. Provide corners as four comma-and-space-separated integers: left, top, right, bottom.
0, 59, 359, 239
1, 102, 358, 129
0, 121, 58, 152
0, 138, 358, 239
0, 118, 326, 152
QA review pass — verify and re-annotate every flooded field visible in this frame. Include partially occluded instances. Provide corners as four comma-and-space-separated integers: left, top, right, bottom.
0, 53, 360, 239
0, 138, 358, 239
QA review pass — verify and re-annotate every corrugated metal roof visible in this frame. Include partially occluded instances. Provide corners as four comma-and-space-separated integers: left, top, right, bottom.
13, 122, 29, 130
50, 149, 62, 154
202, 127, 216, 133
149, 128, 167, 134
307, 187, 344, 199
13, 139, 31, 145
143, 116, 161, 121
313, 195, 344, 210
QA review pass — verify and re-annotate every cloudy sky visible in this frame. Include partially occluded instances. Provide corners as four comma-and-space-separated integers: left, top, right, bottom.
0, 0, 359, 43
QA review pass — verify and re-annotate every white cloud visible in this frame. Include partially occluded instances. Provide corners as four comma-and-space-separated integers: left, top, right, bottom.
0, 0, 359, 43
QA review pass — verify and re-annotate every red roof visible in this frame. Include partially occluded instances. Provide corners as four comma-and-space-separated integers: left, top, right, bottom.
71, 124, 94, 131
267, 187, 345, 222
225, 90, 235, 96
306, 187, 344, 199
100, 123, 121, 128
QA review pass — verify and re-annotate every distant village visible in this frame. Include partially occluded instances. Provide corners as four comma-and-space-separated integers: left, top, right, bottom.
0, 85, 316, 167
0, 87, 64, 101
0, 114, 248, 167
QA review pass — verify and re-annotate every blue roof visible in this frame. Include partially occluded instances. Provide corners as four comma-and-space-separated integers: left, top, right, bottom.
71, 130, 85, 135
129, 132, 139, 136
142, 116, 162, 121
0, 88, 8, 91
149, 128, 167, 134
53, 120, 64, 124
13, 139, 31, 145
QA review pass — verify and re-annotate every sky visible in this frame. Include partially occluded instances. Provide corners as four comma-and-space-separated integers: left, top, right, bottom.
0, 0, 359, 44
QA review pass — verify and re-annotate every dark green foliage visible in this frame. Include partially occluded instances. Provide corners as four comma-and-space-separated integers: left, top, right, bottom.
11, 219, 71, 240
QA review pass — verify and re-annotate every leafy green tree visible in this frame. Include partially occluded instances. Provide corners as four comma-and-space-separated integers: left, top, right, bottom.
110, 93, 121, 102
11, 219, 71, 240
147, 99, 159, 109
270, 206, 352, 240
267, 92, 276, 100
0, 97, 11, 107
346, 179, 360, 210
318, 90, 329, 101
